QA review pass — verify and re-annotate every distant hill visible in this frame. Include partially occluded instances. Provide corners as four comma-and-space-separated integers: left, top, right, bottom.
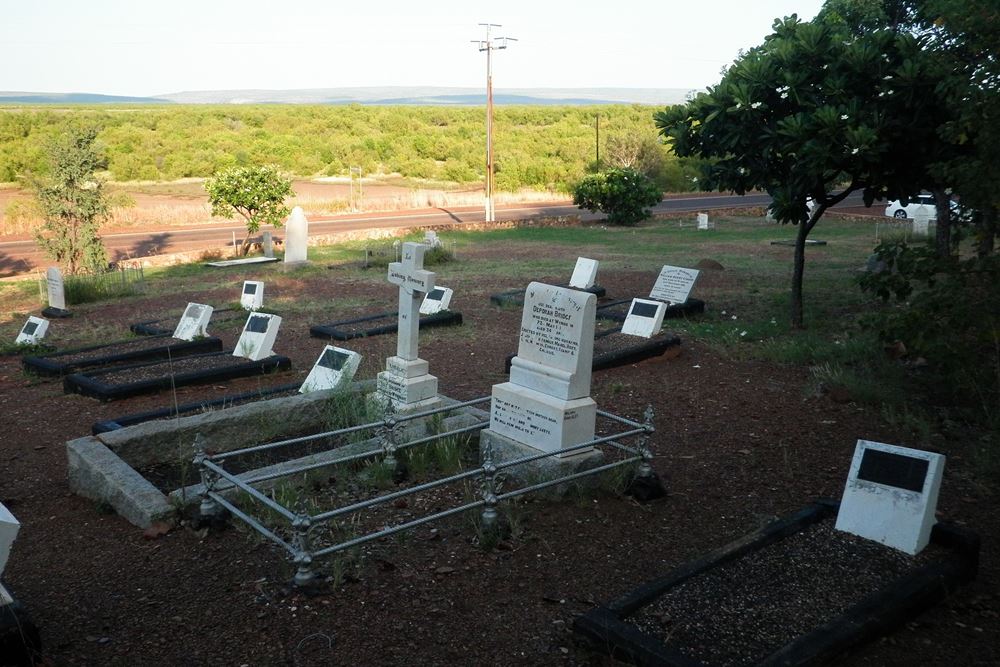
0, 91, 170, 104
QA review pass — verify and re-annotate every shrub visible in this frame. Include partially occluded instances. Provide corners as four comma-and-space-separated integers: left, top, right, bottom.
572, 167, 662, 226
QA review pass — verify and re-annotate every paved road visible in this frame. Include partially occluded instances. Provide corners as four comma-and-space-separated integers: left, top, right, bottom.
0, 192, 867, 278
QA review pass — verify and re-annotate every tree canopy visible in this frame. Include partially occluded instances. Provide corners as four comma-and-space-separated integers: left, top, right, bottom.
572, 167, 662, 227
205, 165, 293, 254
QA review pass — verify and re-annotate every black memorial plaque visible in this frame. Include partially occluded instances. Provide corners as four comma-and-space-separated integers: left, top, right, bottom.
631, 301, 659, 318
244, 283, 257, 294
857, 448, 929, 493
427, 288, 445, 301
319, 348, 349, 371
246, 315, 270, 333
183, 305, 203, 319
22, 321, 38, 335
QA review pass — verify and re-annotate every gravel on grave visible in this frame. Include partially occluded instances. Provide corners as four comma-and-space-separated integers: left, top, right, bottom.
91, 352, 259, 384
45, 336, 182, 363
594, 331, 674, 355
630, 519, 942, 666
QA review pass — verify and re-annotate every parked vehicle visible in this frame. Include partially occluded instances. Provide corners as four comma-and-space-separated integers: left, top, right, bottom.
884, 193, 961, 220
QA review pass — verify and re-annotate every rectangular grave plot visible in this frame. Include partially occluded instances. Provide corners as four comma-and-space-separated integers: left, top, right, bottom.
130, 307, 240, 336
597, 298, 706, 323
22, 336, 223, 377
592, 332, 681, 372
490, 283, 607, 307
63, 352, 292, 401
309, 310, 463, 341
573, 500, 979, 667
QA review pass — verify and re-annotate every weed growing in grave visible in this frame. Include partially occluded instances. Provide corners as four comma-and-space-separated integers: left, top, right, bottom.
880, 404, 933, 446
0, 340, 52, 356
362, 459, 396, 490
320, 390, 383, 433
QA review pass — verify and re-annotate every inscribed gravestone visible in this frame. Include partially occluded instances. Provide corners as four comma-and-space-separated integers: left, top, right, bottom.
649, 265, 700, 305
490, 282, 597, 455
284, 206, 309, 264
15, 316, 48, 345
262, 231, 274, 258
0, 501, 19, 577
913, 206, 932, 236
45, 267, 67, 312
172, 303, 214, 341
234, 312, 281, 360
240, 281, 264, 311
621, 298, 667, 338
376, 242, 438, 408
835, 439, 945, 555
697, 212, 711, 230
568, 257, 599, 290
300, 345, 362, 393
419, 287, 453, 315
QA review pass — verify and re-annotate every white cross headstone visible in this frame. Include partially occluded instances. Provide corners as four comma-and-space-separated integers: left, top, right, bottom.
424, 230, 442, 248
420, 286, 454, 315
240, 281, 264, 311
697, 212, 711, 230
568, 257, 599, 289
172, 303, 214, 341
262, 231, 274, 258
835, 439, 945, 555
300, 345, 362, 393
284, 206, 309, 264
15, 316, 49, 345
234, 312, 281, 360
45, 266, 67, 312
621, 298, 667, 338
376, 242, 439, 408
490, 282, 598, 456
649, 265, 700, 305
0, 501, 19, 578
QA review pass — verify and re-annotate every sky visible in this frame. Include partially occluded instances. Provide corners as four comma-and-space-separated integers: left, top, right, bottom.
0, 0, 826, 96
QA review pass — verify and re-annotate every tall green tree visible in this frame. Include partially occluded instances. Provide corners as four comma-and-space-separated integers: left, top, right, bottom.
205, 165, 293, 255
31, 126, 110, 275
572, 167, 662, 227
655, 15, 934, 327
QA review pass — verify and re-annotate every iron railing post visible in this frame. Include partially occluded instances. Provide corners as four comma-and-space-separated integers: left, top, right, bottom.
194, 434, 223, 521
480, 441, 499, 529
636, 405, 656, 479
292, 502, 316, 588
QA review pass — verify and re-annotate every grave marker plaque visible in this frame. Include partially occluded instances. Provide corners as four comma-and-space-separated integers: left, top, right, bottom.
234, 312, 281, 360
300, 345, 362, 393
649, 265, 700, 305
568, 257, 599, 290
621, 298, 667, 338
42, 266, 70, 316
835, 439, 945, 555
419, 286, 453, 315
697, 212, 711, 230
262, 231, 274, 258
172, 303, 214, 341
240, 280, 264, 311
15, 316, 49, 345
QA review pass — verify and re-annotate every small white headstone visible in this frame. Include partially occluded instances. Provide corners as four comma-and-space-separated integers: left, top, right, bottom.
423, 230, 442, 248
46, 266, 66, 311
300, 345, 362, 393
0, 501, 19, 578
696, 212, 711, 230
420, 286, 454, 315
621, 298, 667, 338
262, 231, 274, 258
240, 281, 264, 311
835, 439, 945, 555
568, 257, 599, 289
15, 316, 49, 345
234, 312, 281, 360
649, 265, 700, 305
913, 206, 932, 236
172, 303, 214, 341
284, 206, 309, 264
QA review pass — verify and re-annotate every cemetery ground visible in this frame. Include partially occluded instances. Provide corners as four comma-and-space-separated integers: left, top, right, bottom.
0, 215, 997, 666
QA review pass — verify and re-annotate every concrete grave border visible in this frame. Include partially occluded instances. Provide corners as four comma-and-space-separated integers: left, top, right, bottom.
596, 298, 705, 323
309, 310, 462, 341
22, 336, 223, 377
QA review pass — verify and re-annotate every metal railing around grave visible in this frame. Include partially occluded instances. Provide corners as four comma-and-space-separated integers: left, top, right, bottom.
194, 397, 657, 588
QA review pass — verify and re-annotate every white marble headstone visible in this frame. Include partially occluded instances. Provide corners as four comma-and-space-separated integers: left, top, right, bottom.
284, 206, 309, 264
0, 501, 19, 577
913, 206, 932, 236
424, 230, 442, 247
15, 316, 49, 345
46, 266, 66, 311
262, 231, 274, 258
234, 312, 281, 360
835, 439, 945, 555
621, 298, 667, 338
240, 281, 264, 311
568, 257, 599, 289
649, 265, 700, 305
300, 345, 362, 393
419, 286, 453, 315
697, 212, 710, 230
172, 303, 214, 341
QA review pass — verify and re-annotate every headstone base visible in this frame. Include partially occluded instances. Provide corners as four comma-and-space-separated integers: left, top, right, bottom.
489, 382, 596, 457
479, 429, 605, 497
375, 363, 439, 411
41, 306, 71, 318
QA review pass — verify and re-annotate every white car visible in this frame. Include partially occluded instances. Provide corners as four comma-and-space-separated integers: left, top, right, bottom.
884, 194, 958, 220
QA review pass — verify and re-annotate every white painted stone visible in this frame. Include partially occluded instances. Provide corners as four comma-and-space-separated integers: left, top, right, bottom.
46, 266, 66, 310
0, 500, 19, 577
420, 286, 453, 315
15, 316, 49, 345
913, 206, 932, 236
649, 265, 700, 305
424, 230, 442, 247
835, 439, 945, 555
262, 231, 274, 258
240, 280, 264, 311
300, 345, 362, 393
284, 206, 309, 264
490, 383, 597, 457
697, 212, 711, 230
234, 312, 281, 360
621, 298, 667, 338
568, 257, 599, 289
172, 302, 214, 341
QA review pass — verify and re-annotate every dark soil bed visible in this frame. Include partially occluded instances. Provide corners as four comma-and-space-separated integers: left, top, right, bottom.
21, 336, 224, 376
130, 307, 242, 336
309, 309, 463, 340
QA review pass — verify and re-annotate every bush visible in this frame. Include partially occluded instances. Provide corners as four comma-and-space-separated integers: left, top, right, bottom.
572, 167, 662, 226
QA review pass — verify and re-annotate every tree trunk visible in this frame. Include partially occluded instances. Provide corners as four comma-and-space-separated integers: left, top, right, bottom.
933, 187, 951, 258
977, 208, 996, 258
791, 220, 810, 329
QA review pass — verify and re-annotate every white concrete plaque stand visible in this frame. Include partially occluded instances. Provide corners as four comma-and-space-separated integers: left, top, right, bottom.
376, 242, 439, 410
835, 439, 945, 555
172, 303, 214, 341
283, 206, 309, 265
15, 316, 49, 345
300, 345, 362, 393
568, 257, 599, 289
420, 286, 454, 315
234, 312, 281, 360
240, 280, 264, 311
621, 298, 667, 338
0, 501, 20, 577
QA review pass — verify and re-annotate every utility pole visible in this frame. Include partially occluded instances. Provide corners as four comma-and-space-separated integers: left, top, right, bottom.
471, 23, 515, 222
595, 113, 601, 169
